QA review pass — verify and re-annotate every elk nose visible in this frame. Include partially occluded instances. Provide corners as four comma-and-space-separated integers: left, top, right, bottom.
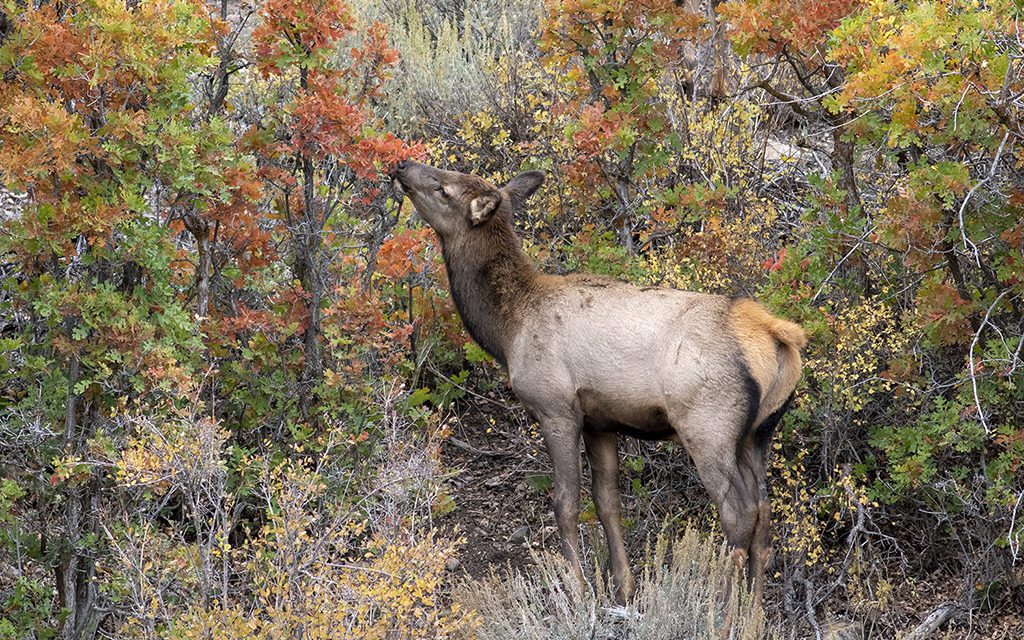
391, 159, 410, 177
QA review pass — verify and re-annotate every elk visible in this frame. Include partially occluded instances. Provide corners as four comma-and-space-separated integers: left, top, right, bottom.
391, 160, 806, 606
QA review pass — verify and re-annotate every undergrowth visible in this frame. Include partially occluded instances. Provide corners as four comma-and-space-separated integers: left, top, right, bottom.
457, 528, 766, 640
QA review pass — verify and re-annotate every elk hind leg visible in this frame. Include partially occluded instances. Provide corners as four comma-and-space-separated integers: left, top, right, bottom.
717, 462, 761, 592
710, 459, 761, 640
743, 393, 793, 605
583, 429, 635, 603
740, 439, 772, 607
672, 409, 762, 603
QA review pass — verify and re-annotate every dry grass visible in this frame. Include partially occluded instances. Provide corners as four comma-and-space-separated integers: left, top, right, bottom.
457, 528, 767, 640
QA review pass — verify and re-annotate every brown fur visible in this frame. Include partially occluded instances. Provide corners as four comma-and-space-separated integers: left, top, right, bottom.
392, 160, 806, 609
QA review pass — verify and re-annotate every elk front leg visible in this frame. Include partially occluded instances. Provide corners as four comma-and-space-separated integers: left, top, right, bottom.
540, 414, 586, 593
583, 430, 635, 603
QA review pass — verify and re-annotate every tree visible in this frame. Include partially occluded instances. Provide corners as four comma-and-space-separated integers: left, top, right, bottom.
0, 0, 225, 635
248, 0, 418, 417
539, 0, 704, 250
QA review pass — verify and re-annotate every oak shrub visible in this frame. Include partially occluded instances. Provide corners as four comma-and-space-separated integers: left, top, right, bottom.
1, 0, 1023, 638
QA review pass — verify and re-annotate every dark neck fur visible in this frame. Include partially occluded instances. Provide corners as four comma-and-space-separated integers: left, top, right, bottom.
440, 216, 537, 367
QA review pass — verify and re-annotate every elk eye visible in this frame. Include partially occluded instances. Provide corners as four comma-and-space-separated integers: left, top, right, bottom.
435, 185, 448, 198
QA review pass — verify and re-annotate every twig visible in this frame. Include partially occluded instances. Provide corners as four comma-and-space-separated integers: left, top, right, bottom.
958, 132, 1010, 269
1009, 487, 1024, 563
968, 289, 1008, 433
812, 225, 877, 303
803, 571, 823, 640
446, 437, 510, 458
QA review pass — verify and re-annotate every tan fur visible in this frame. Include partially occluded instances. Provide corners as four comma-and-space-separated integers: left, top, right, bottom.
392, 160, 805, 610
729, 298, 806, 424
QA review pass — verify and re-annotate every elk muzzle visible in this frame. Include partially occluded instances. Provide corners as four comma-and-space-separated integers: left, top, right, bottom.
390, 159, 412, 200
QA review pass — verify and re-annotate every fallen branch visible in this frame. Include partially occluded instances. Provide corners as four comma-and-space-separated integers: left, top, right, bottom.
905, 602, 961, 640
446, 437, 510, 458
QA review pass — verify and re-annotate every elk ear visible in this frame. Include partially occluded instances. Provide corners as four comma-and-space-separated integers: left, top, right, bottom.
503, 170, 545, 206
469, 191, 501, 226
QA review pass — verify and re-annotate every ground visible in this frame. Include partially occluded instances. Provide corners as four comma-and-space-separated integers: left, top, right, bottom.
442, 395, 552, 578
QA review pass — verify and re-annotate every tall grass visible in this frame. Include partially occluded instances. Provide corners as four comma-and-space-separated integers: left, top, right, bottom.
457, 528, 767, 640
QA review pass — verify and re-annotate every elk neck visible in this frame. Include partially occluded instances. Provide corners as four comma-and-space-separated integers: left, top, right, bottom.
440, 215, 540, 367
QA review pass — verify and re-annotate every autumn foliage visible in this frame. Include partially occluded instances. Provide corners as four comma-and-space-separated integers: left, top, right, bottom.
1, 0, 450, 638
1, 0, 1023, 638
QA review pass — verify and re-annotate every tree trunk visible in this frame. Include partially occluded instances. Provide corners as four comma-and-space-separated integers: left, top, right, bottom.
301, 254, 324, 409
830, 118, 862, 215
296, 152, 324, 417
195, 229, 212, 318
828, 111, 874, 294
56, 356, 100, 640
612, 147, 636, 253
617, 183, 633, 253
184, 215, 212, 318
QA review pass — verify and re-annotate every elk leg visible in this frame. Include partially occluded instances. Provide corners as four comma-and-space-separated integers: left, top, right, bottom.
741, 440, 772, 607
717, 468, 759, 581
583, 430, 635, 603
540, 415, 586, 592
704, 463, 760, 638
749, 499, 771, 606
672, 409, 761, 612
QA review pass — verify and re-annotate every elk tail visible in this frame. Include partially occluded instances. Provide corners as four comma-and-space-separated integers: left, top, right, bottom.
729, 298, 806, 429
730, 298, 806, 351
763, 315, 807, 351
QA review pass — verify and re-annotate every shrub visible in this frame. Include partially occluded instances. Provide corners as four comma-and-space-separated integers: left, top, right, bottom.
360, 0, 541, 135
458, 528, 765, 640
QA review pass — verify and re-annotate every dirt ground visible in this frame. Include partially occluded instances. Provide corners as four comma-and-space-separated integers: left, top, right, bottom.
441, 394, 552, 578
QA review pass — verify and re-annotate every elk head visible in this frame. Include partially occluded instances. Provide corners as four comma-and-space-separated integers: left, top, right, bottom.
391, 160, 544, 238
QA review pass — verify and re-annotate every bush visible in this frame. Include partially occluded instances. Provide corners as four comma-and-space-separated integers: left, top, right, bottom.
360, 0, 541, 135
